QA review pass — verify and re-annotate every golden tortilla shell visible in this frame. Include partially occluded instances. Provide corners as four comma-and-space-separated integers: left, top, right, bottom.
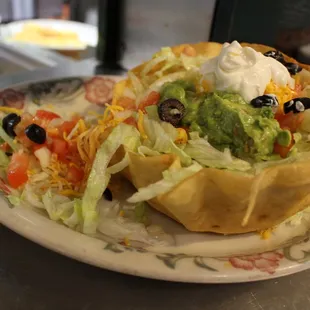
130, 42, 223, 77
126, 152, 310, 234
240, 42, 310, 71
112, 42, 310, 234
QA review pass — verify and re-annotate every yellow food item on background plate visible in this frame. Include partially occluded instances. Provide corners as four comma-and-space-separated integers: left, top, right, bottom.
10, 23, 85, 48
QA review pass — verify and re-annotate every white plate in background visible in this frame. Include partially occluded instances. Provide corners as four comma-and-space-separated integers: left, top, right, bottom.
0, 19, 98, 51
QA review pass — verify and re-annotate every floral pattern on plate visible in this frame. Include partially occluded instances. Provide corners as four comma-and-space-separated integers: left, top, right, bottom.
0, 76, 117, 108
0, 88, 26, 109
103, 240, 310, 276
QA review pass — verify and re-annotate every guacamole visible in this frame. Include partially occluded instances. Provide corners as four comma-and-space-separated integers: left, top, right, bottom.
160, 81, 290, 160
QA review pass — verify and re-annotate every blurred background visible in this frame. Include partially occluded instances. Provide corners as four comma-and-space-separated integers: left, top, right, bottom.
0, 0, 310, 78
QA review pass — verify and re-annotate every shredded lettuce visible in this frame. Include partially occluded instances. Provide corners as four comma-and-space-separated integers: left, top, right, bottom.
0, 126, 19, 151
147, 47, 178, 78
128, 71, 144, 96
142, 47, 205, 80
254, 151, 310, 174
0, 149, 9, 168
137, 146, 161, 157
63, 199, 83, 228
141, 55, 168, 78
21, 184, 44, 208
97, 201, 172, 246
145, 105, 160, 122
7, 195, 21, 207
81, 123, 141, 234
143, 116, 192, 166
294, 136, 310, 153
180, 53, 208, 70
127, 161, 202, 203
148, 71, 187, 92
134, 201, 148, 224
42, 190, 82, 229
184, 132, 251, 171
107, 153, 129, 174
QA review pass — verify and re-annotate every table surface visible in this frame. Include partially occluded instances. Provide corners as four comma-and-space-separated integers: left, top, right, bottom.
1, 59, 310, 310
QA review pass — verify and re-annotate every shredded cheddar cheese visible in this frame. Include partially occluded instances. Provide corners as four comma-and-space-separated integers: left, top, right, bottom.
175, 128, 188, 144
102, 104, 124, 123
44, 155, 73, 190
123, 237, 130, 246
69, 162, 80, 169
78, 119, 87, 133
259, 228, 273, 240
293, 74, 301, 85
0, 107, 22, 115
59, 189, 82, 198
265, 81, 293, 106
196, 79, 209, 93
27, 169, 36, 176
37, 101, 130, 194
87, 111, 102, 117
112, 80, 127, 106
137, 110, 147, 139
45, 104, 55, 110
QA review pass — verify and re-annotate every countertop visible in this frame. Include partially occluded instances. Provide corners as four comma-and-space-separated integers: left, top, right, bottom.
1, 59, 310, 310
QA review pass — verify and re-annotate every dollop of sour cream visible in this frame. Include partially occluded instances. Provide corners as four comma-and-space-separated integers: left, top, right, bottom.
200, 40, 295, 102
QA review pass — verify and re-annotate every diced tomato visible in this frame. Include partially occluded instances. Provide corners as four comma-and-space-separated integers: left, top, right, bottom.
67, 165, 84, 184
274, 131, 294, 158
7, 152, 30, 188
138, 91, 160, 112
58, 120, 77, 136
0, 142, 9, 152
275, 111, 304, 133
16, 133, 34, 148
274, 141, 294, 158
68, 140, 78, 154
35, 110, 60, 120
51, 138, 68, 159
123, 116, 137, 127
117, 97, 136, 110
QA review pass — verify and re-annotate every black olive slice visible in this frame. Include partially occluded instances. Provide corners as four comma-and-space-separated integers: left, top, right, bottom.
2, 113, 21, 137
103, 188, 113, 201
25, 124, 46, 144
283, 98, 310, 114
264, 50, 285, 63
158, 99, 185, 127
250, 94, 279, 109
284, 62, 302, 75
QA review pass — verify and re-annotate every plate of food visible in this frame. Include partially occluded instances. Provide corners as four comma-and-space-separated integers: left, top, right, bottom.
1, 41, 310, 283
0, 19, 97, 50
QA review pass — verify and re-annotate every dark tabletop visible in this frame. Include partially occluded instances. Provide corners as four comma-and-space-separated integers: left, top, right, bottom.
1, 59, 310, 310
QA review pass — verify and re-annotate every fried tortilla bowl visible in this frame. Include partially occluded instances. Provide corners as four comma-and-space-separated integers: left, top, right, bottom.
112, 42, 310, 235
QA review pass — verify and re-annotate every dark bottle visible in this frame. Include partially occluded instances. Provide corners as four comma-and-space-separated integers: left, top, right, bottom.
96, 0, 125, 73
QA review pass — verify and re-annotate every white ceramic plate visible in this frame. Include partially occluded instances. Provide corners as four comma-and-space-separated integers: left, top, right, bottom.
0, 19, 98, 51
1, 76, 310, 283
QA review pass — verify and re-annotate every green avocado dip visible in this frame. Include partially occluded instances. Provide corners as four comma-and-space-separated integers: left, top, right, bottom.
159, 81, 291, 160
